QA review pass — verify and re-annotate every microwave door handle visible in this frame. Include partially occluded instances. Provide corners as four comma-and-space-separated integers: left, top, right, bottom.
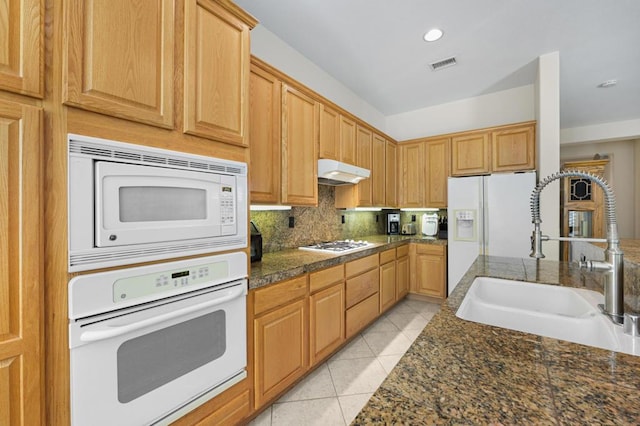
79, 285, 245, 343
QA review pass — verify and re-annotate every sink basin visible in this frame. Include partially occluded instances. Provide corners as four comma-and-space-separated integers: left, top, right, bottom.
456, 277, 640, 356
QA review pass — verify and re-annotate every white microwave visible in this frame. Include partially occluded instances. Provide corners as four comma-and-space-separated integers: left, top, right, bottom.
68, 134, 247, 272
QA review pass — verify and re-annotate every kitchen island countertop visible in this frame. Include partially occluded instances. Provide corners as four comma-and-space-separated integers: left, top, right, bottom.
353, 255, 640, 424
249, 234, 445, 290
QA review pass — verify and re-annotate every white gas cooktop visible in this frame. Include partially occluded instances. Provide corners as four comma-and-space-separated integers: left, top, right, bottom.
299, 239, 372, 254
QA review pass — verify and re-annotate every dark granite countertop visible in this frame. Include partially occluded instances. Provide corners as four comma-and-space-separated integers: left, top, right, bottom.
353, 255, 640, 424
249, 234, 446, 289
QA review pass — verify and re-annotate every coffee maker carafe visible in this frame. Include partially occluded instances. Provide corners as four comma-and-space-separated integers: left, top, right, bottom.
386, 213, 400, 235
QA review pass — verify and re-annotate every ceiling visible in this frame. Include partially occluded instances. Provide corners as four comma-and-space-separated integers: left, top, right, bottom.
235, 0, 640, 130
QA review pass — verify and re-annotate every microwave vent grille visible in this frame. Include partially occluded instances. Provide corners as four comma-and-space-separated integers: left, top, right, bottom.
69, 139, 247, 177
168, 159, 189, 167
142, 154, 166, 164
69, 237, 247, 271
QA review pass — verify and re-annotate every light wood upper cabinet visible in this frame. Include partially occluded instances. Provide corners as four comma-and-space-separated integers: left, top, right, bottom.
425, 137, 450, 207
451, 132, 490, 176
249, 64, 281, 204
184, 0, 254, 145
491, 123, 535, 172
281, 84, 318, 206
0, 0, 43, 97
63, 0, 175, 128
319, 104, 340, 160
355, 126, 373, 206
385, 140, 398, 207
339, 115, 357, 165
371, 133, 386, 206
399, 142, 425, 208
0, 100, 43, 426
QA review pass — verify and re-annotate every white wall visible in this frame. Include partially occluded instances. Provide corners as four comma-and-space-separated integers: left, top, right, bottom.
385, 85, 535, 141
536, 52, 561, 260
249, 25, 387, 131
561, 119, 640, 145
560, 140, 638, 239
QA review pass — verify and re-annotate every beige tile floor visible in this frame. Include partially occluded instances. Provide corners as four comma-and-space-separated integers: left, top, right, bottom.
248, 298, 441, 426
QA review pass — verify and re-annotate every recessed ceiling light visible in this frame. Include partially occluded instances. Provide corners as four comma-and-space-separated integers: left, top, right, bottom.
423, 28, 443, 42
597, 79, 617, 88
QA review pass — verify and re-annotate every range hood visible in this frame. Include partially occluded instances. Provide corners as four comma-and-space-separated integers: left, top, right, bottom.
317, 159, 370, 186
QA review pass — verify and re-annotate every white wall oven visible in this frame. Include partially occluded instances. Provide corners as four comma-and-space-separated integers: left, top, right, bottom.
68, 252, 247, 426
68, 133, 248, 272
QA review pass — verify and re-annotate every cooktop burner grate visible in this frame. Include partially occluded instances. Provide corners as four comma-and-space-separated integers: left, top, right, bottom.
299, 240, 372, 253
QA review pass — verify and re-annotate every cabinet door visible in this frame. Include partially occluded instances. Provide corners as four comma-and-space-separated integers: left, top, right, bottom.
425, 138, 450, 207
371, 133, 386, 206
339, 115, 357, 165
414, 248, 446, 298
184, 0, 252, 145
0, 100, 43, 426
451, 132, 490, 176
396, 255, 410, 299
356, 126, 373, 206
379, 260, 396, 312
281, 85, 318, 206
254, 299, 308, 408
319, 104, 340, 160
400, 142, 425, 208
63, 0, 174, 128
310, 283, 345, 365
249, 64, 281, 204
0, 0, 43, 97
385, 140, 398, 208
491, 124, 535, 172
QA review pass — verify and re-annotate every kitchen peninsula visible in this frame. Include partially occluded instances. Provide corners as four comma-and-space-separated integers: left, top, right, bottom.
353, 255, 640, 424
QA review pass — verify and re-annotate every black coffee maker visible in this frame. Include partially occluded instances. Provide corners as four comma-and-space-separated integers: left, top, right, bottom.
386, 213, 400, 235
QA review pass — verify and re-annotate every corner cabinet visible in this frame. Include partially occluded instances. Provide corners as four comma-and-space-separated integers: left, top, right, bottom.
63, 0, 175, 128
0, 0, 44, 98
399, 142, 425, 208
372, 133, 386, 206
0, 100, 43, 426
183, 0, 255, 145
281, 84, 318, 206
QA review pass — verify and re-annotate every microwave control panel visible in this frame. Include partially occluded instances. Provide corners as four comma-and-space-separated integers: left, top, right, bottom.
220, 185, 235, 225
112, 261, 229, 303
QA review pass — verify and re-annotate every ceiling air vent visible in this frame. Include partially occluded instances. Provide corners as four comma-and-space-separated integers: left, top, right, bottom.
430, 56, 457, 71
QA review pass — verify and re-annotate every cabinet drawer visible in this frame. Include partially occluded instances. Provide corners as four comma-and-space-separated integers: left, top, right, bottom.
254, 275, 308, 316
310, 264, 345, 294
416, 244, 445, 256
345, 254, 378, 278
345, 268, 379, 308
346, 293, 379, 338
397, 244, 409, 258
379, 248, 396, 265
193, 389, 250, 426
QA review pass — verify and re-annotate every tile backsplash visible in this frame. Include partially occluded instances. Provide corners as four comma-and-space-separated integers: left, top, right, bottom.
250, 185, 446, 253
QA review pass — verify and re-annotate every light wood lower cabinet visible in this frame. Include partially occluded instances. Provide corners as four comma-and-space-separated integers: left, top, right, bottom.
309, 264, 345, 365
345, 254, 379, 338
379, 249, 397, 313
253, 276, 308, 409
410, 244, 447, 299
396, 245, 410, 299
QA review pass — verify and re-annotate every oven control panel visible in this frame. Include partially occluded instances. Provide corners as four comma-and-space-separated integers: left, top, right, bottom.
113, 261, 229, 303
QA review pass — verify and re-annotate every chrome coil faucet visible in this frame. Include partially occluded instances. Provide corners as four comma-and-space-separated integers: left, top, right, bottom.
529, 170, 624, 324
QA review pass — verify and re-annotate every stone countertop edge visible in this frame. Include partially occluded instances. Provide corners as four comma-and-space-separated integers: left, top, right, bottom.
352, 255, 640, 425
248, 234, 446, 290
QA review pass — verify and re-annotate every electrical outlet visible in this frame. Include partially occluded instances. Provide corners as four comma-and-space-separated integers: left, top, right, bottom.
289, 216, 295, 228
412, 215, 416, 222
341, 215, 345, 224
376, 215, 379, 222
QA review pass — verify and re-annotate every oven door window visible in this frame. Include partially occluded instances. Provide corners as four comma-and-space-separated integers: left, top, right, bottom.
117, 310, 226, 403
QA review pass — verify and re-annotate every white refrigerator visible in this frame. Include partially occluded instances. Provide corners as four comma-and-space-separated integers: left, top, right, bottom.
447, 172, 536, 295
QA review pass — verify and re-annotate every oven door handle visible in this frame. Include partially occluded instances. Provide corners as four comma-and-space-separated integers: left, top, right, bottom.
79, 286, 245, 343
